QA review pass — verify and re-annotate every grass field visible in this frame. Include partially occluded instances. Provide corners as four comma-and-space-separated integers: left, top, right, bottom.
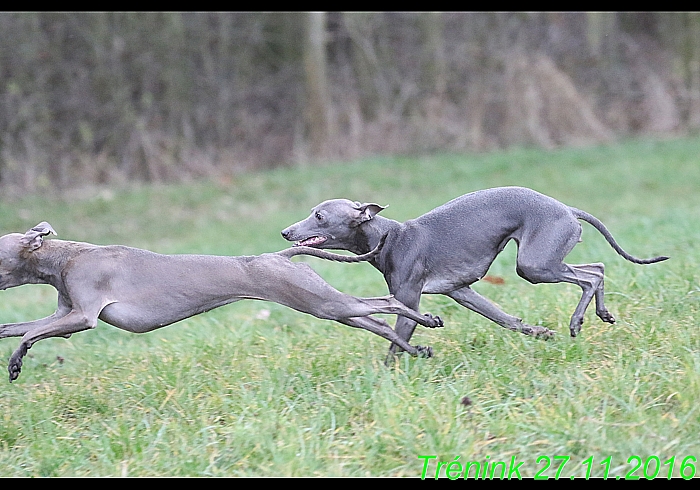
0, 137, 698, 477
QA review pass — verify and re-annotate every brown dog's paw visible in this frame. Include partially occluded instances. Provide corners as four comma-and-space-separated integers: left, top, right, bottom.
523, 325, 555, 340
424, 313, 444, 328
535, 328, 555, 340
8, 343, 28, 383
416, 345, 434, 358
8, 356, 23, 383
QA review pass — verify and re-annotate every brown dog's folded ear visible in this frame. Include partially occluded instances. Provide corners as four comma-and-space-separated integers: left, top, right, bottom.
352, 203, 387, 224
19, 222, 58, 252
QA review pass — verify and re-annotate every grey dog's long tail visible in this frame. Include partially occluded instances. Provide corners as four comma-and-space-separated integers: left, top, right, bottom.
278, 234, 387, 263
571, 208, 669, 264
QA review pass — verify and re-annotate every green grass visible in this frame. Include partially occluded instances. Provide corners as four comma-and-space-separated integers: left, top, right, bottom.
0, 137, 698, 477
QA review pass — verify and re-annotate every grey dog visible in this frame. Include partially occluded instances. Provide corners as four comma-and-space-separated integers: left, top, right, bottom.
282, 186, 668, 354
0, 222, 443, 381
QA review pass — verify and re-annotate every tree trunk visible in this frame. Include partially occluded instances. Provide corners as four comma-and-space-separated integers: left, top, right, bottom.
421, 12, 447, 97
303, 12, 334, 160
687, 12, 700, 129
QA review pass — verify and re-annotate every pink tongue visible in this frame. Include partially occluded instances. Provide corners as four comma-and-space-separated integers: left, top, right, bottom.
297, 236, 326, 247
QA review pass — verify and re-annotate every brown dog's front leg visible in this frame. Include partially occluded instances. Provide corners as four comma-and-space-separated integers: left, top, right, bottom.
8, 311, 96, 382
1, 297, 73, 339
0, 312, 70, 339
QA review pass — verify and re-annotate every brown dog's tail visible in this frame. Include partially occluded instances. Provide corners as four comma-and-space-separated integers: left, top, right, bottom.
571, 208, 669, 264
278, 234, 386, 263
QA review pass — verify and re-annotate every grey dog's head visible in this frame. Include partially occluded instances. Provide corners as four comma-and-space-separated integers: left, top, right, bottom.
281, 199, 386, 250
0, 222, 56, 290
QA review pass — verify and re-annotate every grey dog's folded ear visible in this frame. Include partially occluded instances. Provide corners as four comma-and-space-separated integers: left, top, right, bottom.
19, 222, 58, 251
352, 202, 387, 224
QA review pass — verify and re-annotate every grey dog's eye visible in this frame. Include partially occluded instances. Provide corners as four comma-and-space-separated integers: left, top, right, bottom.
315, 213, 323, 221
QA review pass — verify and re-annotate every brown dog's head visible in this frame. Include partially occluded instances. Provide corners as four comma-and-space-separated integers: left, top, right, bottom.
0, 222, 56, 290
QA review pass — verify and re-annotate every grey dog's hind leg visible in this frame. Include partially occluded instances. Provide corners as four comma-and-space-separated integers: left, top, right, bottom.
558, 263, 611, 336
516, 259, 610, 337
571, 262, 615, 325
514, 221, 613, 337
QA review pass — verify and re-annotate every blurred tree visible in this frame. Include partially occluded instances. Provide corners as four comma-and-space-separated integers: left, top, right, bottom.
303, 12, 335, 160
0, 12, 696, 192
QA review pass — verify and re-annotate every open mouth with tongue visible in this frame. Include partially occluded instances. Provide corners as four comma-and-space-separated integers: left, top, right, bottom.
294, 236, 327, 247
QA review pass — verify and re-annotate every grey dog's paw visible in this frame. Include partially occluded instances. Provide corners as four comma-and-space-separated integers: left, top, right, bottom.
424, 313, 444, 328
569, 317, 584, 337
416, 345, 434, 358
597, 309, 615, 324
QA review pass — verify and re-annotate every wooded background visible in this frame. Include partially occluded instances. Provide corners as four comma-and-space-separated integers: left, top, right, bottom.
1, 12, 699, 190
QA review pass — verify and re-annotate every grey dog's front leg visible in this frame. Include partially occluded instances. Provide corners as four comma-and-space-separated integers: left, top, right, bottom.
386, 287, 424, 355
447, 286, 554, 338
390, 316, 421, 354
